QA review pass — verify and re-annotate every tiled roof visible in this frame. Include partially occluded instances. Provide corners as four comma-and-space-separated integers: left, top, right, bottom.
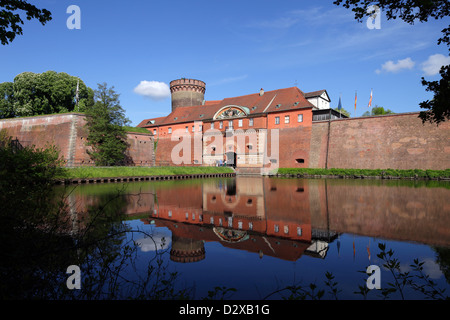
138, 87, 316, 127
304, 89, 329, 100
137, 116, 167, 127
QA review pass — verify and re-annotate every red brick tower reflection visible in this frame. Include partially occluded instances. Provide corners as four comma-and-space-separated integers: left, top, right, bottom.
170, 236, 205, 263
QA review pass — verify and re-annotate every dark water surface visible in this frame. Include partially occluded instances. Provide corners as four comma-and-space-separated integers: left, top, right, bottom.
63, 176, 450, 300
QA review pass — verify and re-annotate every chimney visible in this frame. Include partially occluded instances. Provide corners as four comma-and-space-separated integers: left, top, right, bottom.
259, 88, 264, 96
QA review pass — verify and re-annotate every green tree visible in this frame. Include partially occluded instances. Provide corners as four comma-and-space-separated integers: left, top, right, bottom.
85, 83, 130, 166
0, 0, 52, 45
0, 82, 14, 118
333, 106, 351, 117
0, 71, 94, 117
334, 0, 450, 125
362, 105, 395, 117
419, 65, 450, 125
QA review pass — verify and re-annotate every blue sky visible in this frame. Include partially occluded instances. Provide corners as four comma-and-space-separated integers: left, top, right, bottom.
1, 0, 449, 126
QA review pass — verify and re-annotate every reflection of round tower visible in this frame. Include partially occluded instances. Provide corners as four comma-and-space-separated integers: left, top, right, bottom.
170, 236, 205, 263
170, 78, 206, 112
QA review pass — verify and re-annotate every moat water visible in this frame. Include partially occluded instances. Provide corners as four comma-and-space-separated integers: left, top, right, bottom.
62, 176, 450, 300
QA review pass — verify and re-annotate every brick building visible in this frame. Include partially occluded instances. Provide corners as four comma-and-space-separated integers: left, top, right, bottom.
138, 78, 450, 171
138, 78, 342, 171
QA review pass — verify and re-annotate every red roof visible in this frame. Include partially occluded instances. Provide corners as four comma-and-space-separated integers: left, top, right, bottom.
137, 116, 167, 127
138, 87, 315, 127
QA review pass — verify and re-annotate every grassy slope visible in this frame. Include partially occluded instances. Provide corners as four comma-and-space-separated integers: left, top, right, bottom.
57, 166, 234, 179
274, 168, 450, 179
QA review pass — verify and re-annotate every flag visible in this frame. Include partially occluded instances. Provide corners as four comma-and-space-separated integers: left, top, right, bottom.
354, 91, 357, 112
368, 88, 373, 108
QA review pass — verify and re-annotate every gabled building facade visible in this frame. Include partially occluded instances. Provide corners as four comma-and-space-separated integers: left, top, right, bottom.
138, 78, 331, 171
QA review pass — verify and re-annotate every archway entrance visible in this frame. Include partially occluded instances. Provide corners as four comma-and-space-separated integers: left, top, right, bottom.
226, 151, 236, 168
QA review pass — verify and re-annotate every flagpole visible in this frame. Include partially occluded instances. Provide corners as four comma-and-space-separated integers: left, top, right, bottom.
75, 79, 80, 108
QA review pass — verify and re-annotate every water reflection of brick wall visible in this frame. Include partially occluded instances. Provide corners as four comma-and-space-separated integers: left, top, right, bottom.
314, 179, 450, 247
66, 177, 450, 251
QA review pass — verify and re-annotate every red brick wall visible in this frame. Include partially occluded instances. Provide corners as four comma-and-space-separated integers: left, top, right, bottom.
310, 112, 450, 170
271, 126, 312, 168
0, 113, 76, 161
0, 113, 154, 167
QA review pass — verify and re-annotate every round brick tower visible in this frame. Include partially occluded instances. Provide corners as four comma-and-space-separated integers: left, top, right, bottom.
170, 78, 206, 112
170, 236, 205, 263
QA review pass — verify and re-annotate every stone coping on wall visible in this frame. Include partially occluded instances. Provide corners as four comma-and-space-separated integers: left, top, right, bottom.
0, 112, 86, 122
0, 112, 153, 136
312, 111, 422, 123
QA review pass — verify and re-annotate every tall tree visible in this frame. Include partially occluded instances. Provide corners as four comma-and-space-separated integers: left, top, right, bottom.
0, 82, 14, 118
333, 0, 450, 125
85, 83, 130, 166
0, 0, 52, 45
0, 71, 94, 117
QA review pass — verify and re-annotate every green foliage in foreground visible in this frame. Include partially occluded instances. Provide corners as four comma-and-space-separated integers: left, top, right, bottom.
57, 166, 234, 179
274, 168, 450, 179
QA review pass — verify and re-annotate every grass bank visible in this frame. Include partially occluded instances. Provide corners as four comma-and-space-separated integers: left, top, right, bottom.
56, 166, 234, 180
272, 168, 450, 180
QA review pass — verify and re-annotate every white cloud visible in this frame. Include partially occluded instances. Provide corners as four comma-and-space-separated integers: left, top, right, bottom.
133, 80, 170, 100
375, 57, 415, 74
421, 54, 450, 76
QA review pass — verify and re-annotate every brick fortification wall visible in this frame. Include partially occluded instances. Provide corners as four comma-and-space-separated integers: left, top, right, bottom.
0, 113, 154, 167
309, 112, 450, 170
